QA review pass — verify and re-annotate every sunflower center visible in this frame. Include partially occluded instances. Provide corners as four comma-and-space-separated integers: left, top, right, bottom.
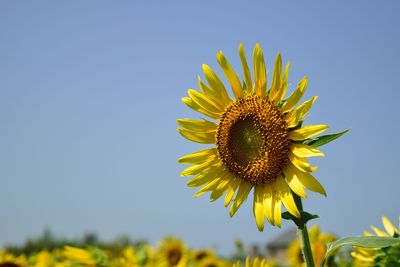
216, 96, 290, 185
167, 248, 182, 266
229, 117, 264, 163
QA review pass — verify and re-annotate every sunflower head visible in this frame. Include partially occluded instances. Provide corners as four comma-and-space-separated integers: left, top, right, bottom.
63, 246, 98, 266
233, 256, 277, 267
157, 237, 188, 267
178, 43, 344, 231
351, 216, 400, 267
197, 256, 228, 267
0, 250, 26, 267
191, 249, 215, 263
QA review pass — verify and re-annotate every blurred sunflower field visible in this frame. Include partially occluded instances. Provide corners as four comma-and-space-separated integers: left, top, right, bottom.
1, 216, 399, 267
2, 2, 400, 267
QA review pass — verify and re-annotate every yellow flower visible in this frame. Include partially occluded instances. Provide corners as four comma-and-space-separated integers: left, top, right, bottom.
197, 256, 229, 267
32, 250, 55, 267
351, 216, 400, 266
109, 246, 139, 267
191, 249, 215, 263
63, 246, 97, 266
287, 225, 336, 267
0, 250, 26, 267
157, 237, 188, 267
178, 43, 331, 231
233, 256, 277, 267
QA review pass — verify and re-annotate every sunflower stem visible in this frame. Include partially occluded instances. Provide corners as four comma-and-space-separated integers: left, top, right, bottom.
293, 193, 315, 267
300, 224, 315, 267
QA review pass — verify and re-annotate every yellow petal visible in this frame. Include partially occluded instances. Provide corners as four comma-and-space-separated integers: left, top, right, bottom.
382, 216, 398, 237
245, 257, 251, 267
289, 153, 318, 173
290, 124, 329, 141
283, 166, 307, 198
238, 43, 253, 96
351, 251, 375, 263
188, 89, 224, 114
253, 43, 267, 98
371, 226, 389, 237
291, 144, 325, 158
187, 166, 222, 187
285, 107, 303, 128
180, 159, 219, 176
253, 185, 265, 231
182, 97, 220, 120
198, 76, 230, 109
268, 53, 282, 105
297, 96, 318, 118
285, 96, 318, 128
178, 128, 215, 144
217, 51, 244, 99
277, 175, 300, 218
281, 76, 308, 113
263, 186, 275, 225
363, 230, 373, 237
202, 64, 232, 104
288, 162, 327, 196
273, 193, 282, 227
274, 62, 290, 104
178, 148, 218, 164
194, 177, 222, 197
177, 119, 218, 132
229, 181, 252, 217
224, 176, 241, 207
210, 171, 234, 201
210, 181, 231, 201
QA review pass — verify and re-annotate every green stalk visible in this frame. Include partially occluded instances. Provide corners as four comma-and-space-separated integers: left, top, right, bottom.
293, 194, 315, 267
300, 224, 315, 267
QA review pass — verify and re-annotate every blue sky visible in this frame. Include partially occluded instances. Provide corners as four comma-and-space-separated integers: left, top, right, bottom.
0, 1, 399, 255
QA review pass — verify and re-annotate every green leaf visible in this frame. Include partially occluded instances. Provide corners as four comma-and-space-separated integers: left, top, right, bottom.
306, 129, 349, 148
320, 236, 400, 267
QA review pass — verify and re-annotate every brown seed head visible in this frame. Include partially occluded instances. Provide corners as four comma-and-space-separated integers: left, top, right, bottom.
216, 96, 290, 185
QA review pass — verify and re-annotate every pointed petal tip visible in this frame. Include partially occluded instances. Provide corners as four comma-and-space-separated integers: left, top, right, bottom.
229, 209, 234, 218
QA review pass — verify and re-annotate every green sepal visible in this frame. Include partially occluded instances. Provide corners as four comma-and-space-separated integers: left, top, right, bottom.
302, 211, 320, 224
320, 236, 400, 267
304, 129, 350, 148
282, 211, 319, 229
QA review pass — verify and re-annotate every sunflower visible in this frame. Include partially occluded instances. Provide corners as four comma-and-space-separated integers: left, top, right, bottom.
287, 225, 336, 267
109, 246, 139, 267
351, 216, 400, 266
178, 43, 330, 231
233, 257, 277, 267
157, 237, 188, 267
191, 249, 215, 264
63, 246, 97, 266
0, 250, 26, 267
196, 256, 229, 267
31, 250, 55, 267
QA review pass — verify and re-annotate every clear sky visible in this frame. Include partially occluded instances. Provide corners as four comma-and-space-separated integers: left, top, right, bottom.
1, 1, 399, 255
